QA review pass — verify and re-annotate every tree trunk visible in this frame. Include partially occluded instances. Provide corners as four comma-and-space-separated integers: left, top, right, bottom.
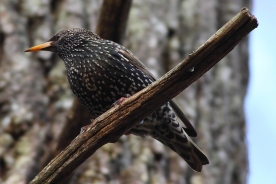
0, 0, 249, 184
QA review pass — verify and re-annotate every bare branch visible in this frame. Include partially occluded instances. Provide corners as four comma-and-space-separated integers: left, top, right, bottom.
96, 0, 132, 43
30, 7, 258, 184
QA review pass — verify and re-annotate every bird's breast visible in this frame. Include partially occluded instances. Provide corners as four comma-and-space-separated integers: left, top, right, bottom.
66, 57, 152, 117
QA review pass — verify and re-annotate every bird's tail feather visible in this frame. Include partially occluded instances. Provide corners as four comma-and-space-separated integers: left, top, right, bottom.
153, 128, 209, 172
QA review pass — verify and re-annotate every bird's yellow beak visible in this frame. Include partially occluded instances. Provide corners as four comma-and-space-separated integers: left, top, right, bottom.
25, 41, 53, 52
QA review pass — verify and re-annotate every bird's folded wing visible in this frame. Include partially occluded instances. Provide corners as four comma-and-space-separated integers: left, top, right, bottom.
118, 49, 197, 137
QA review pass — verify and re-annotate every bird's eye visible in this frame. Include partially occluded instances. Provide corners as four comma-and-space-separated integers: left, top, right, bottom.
49, 34, 61, 42
55, 34, 61, 40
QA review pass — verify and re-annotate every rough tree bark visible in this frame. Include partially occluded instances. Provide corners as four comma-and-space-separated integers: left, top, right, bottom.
0, 0, 250, 184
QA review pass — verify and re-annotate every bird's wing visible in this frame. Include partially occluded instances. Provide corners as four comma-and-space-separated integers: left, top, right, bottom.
116, 48, 155, 80
118, 49, 197, 137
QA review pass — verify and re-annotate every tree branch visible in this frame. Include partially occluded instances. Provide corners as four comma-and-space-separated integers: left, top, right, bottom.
96, 0, 132, 43
30, 7, 258, 184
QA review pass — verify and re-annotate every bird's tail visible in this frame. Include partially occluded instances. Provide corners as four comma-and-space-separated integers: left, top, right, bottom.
129, 102, 209, 171
131, 121, 209, 171
152, 125, 209, 172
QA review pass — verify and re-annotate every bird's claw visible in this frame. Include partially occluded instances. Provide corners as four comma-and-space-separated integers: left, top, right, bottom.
80, 125, 90, 133
112, 94, 131, 107
80, 119, 95, 133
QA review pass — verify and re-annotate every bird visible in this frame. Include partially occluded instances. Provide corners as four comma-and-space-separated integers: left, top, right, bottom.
25, 28, 209, 171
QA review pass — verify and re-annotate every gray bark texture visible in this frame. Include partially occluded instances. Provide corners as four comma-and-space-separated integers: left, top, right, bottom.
0, 0, 250, 184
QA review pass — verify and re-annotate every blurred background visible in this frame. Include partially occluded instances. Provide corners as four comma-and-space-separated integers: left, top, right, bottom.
0, 0, 274, 184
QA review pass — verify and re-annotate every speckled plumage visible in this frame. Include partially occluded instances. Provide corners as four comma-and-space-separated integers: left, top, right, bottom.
26, 28, 208, 171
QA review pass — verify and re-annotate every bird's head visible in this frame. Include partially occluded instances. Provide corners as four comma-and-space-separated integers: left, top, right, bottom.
25, 28, 100, 58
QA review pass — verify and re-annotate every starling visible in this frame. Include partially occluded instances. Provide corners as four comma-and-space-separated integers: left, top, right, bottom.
25, 28, 209, 171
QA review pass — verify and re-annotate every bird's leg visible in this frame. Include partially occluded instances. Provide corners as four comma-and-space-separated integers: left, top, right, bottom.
111, 94, 133, 135
112, 94, 145, 135
112, 94, 131, 107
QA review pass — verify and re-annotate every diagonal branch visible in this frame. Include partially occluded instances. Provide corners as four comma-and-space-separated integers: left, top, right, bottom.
30, 7, 258, 184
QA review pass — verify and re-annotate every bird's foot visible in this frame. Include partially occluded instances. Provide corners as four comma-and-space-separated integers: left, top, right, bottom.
112, 94, 133, 136
80, 119, 94, 133
80, 125, 90, 133
112, 94, 131, 107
